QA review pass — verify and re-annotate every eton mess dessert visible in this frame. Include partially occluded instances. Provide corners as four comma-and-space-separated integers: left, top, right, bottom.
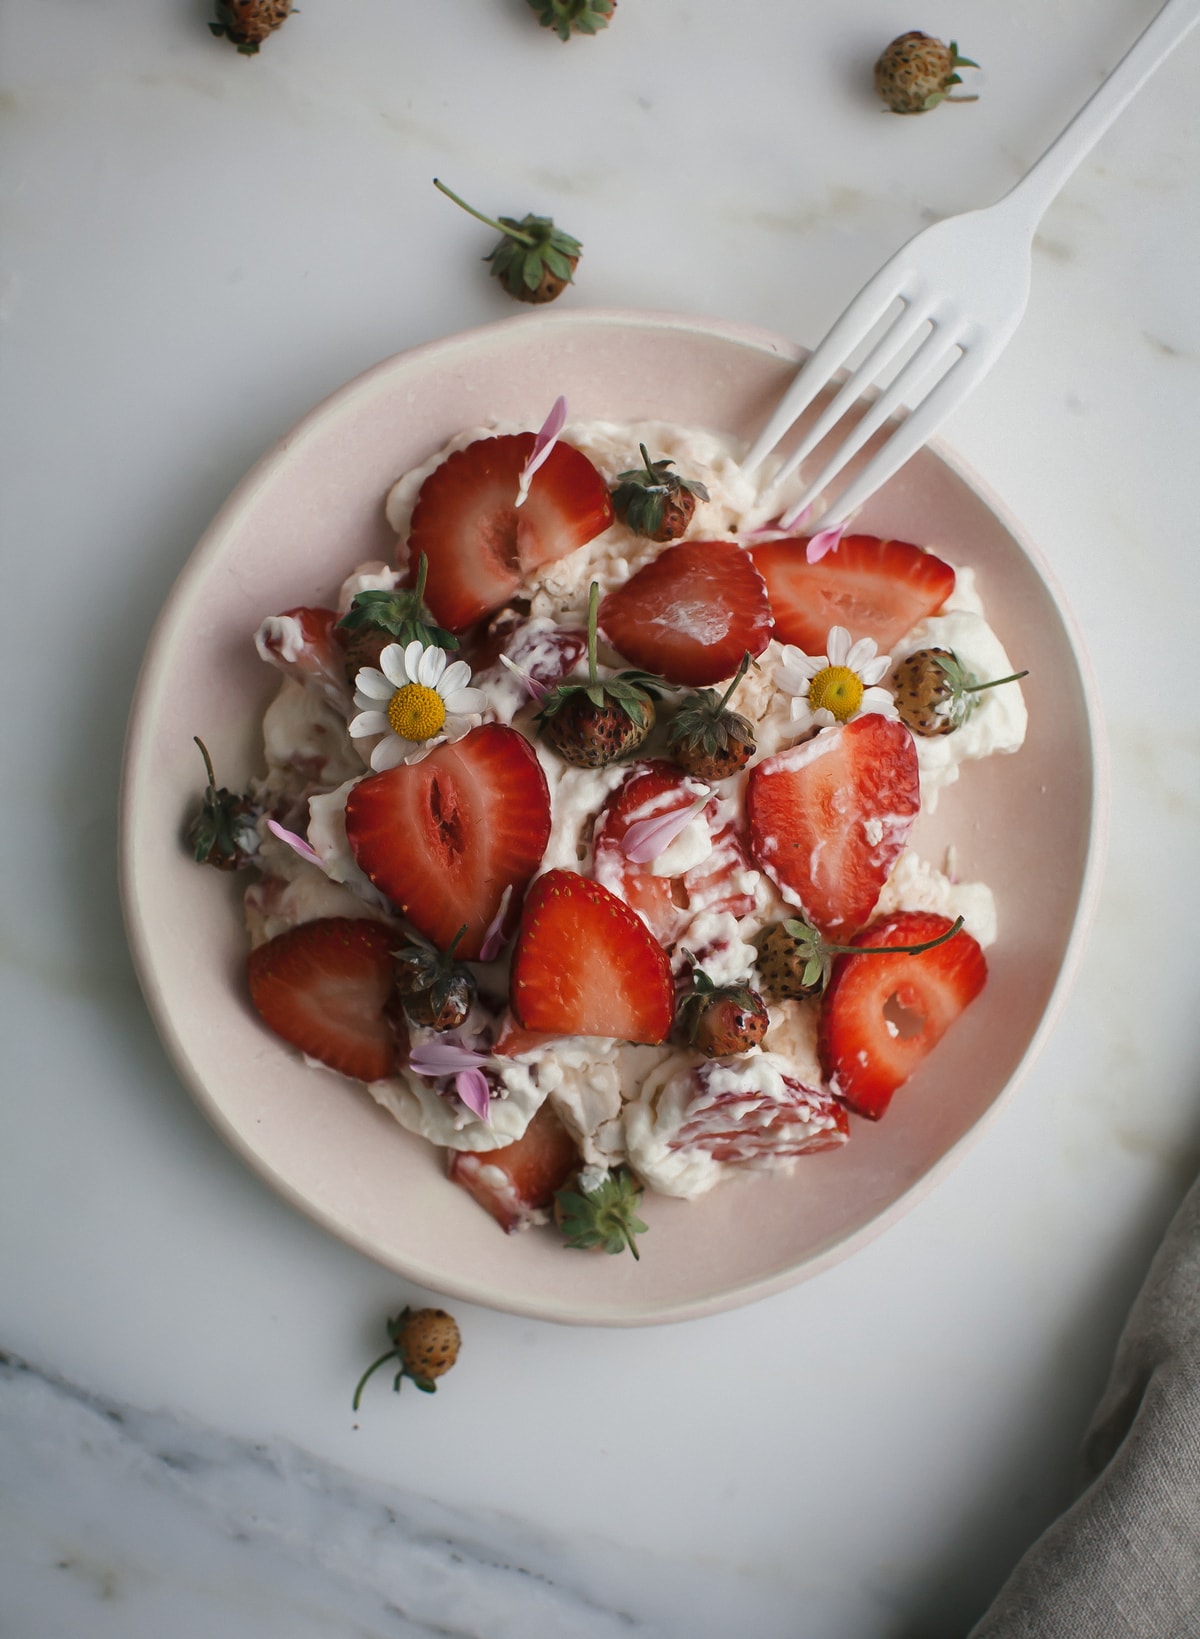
188, 400, 1027, 1259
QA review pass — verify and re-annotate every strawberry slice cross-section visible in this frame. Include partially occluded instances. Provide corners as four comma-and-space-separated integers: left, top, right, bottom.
509, 869, 675, 1043
746, 714, 920, 939
344, 723, 552, 960
598, 539, 772, 687
750, 534, 955, 657
246, 916, 404, 1083
819, 910, 988, 1120
406, 433, 614, 633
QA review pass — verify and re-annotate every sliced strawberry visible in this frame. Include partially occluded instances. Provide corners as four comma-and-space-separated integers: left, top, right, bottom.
448, 1099, 580, 1233
344, 723, 552, 959
598, 540, 772, 686
750, 535, 955, 656
669, 1063, 849, 1164
467, 611, 589, 688
246, 916, 404, 1082
509, 869, 675, 1043
491, 1011, 558, 1058
406, 435, 613, 632
819, 911, 988, 1120
746, 715, 920, 938
255, 606, 349, 702
592, 761, 755, 948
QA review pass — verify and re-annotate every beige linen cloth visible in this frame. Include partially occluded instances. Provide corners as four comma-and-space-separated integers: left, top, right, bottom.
969, 1171, 1200, 1637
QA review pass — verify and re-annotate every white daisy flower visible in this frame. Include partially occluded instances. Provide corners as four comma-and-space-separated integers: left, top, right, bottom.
349, 640, 487, 771
775, 625, 898, 734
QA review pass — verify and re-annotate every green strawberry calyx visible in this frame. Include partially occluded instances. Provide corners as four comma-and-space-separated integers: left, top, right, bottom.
555, 1166, 648, 1258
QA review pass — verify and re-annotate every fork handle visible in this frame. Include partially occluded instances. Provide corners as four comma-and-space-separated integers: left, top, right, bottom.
1001, 0, 1200, 233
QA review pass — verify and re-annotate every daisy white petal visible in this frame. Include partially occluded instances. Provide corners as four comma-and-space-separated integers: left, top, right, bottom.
860, 687, 899, 719
443, 685, 488, 714
379, 645, 410, 687
370, 736, 410, 771
416, 644, 446, 688
859, 654, 891, 687
403, 639, 427, 681
438, 659, 473, 695
845, 635, 879, 671
354, 667, 393, 701
348, 710, 390, 739
825, 626, 852, 666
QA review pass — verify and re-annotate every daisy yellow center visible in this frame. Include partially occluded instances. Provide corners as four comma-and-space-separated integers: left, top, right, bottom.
808, 665, 864, 722
387, 682, 446, 742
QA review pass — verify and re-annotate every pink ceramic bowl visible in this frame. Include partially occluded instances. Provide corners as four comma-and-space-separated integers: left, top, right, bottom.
119, 309, 1105, 1325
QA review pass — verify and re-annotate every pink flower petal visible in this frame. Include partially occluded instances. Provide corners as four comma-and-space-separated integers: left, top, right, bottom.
515, 396, 568, 508
498, 652, 549, 704
806, 524, 846, 564
621, 789, 713, 865
408, 1042, 490, 1077
454, 1068, 492, 1123
479, 885, 514, 961
266, 818, 323, 867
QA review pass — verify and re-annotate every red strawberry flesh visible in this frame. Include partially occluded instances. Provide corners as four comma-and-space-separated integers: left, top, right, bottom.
751, 534, 955, 656
598, 540, 772, 686
746, 715, 920, 938
406, 434, 613, 633
509, 869, 675, 1043
344, 723, 552, 959
246, 916, 403, 1083
819, 910, 988, 1119
448, 1099, 580, 1233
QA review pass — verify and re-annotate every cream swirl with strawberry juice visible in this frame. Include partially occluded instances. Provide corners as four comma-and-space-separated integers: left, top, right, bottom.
239, 414, 1025, 1217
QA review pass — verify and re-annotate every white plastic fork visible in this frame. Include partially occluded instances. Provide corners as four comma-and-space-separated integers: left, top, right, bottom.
743, 0, 1200, 531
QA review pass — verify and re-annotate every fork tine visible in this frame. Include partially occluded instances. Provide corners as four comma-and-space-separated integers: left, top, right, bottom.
741, 274, 906, 473
817, 344, 999, 526
761, 300, 934, 495
781, 324, 967, 525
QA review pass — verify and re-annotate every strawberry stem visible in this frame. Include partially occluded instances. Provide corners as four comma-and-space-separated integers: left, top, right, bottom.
413, 552, 429, 606
965, 668, 1029, 695
586, 580, 600, 688
716, 651, 753, 713
194, 736, 217, 790
351, 1348, 399, 1411
433, 178, 536, 247
823, 914, 966, 958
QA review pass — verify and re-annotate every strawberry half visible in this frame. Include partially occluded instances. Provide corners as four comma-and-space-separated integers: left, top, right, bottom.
746, 715, 920, 938
509, 869, 675, 1043
246, 916, 404, 1082
344, 723, 552, 959
406, 434, 613, 632
448, 1099, 580, 1233
819, 910, 988, 1119
750, 535, 955, 656
592, 761, 756, 948
598, 540, 772, 686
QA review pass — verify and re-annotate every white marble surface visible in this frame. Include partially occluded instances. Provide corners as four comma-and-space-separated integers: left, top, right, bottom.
3, 1, 1199, 1634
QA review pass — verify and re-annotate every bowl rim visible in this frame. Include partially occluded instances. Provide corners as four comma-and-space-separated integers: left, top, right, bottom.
119, 306, 1109, 1325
